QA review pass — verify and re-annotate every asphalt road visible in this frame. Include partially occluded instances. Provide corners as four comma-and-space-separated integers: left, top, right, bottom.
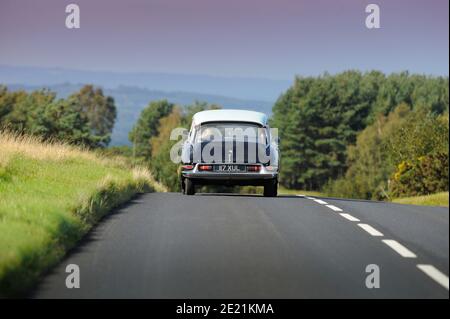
33, 193, 449, 298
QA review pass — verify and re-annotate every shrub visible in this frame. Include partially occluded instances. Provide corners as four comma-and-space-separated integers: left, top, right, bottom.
389, 153, 449, 197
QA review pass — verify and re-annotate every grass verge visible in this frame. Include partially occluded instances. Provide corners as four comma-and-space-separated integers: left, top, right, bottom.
0, 132, 166, 297
392, 192, 449, 207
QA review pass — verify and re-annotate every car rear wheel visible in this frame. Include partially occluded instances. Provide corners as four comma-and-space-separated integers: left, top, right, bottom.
185, 178, 195, 195
181, 178, 186, 194
264, 179, 278, 197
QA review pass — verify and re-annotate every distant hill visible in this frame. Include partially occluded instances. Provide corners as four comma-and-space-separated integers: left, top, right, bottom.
7, 83, 274, 146
0, 65, 290, 102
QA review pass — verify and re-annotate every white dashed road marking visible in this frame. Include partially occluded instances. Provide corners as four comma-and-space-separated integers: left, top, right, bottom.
417, 265, 449, 290
382, 239, 417, 258
303, 195, 448, 289
339, 213, 360, 222
358, 223, 384, 236
325, 204, 343, 212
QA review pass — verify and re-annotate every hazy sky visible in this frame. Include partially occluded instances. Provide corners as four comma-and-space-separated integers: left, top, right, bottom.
0, 0, 448, 79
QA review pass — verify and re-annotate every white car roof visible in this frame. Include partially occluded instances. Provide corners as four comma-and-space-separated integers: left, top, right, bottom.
192, 109, 268, 127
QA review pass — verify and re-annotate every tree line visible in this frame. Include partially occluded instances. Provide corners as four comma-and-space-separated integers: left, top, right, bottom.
1, 70, 448, 199
271, 71, 448, 199
0, 85, 116, 148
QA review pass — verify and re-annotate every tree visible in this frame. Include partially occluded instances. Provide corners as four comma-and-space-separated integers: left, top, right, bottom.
150, 107, 184, 191
68, 85, 117, 147
128, 100, 174, 161
0, 88, 52, 132
0, 85, 112, 148
386, 111, 449, 197
272, 71, 449, 191
30, 98, 100, 147
324, 104, 411, 199
139, 101, 221, 191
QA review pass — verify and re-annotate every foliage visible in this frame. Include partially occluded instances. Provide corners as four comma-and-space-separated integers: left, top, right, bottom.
323, 104, 411, 200
68, 85, 117, 147
386, 111, 449, 166
389, 153, 448, 198
272, 71, 448, 191
387, 112, 449, 198
325, 107, 449, 200
128, 100, 174, 161
139, 101, 221, 191
0, 85, 117, 147
150, 107, 184, 191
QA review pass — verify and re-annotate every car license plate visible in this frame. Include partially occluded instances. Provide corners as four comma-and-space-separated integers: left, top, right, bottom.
214, 164, 246, 172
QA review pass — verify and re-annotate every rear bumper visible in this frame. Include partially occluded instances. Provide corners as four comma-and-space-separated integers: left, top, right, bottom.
181, 164, 278, 185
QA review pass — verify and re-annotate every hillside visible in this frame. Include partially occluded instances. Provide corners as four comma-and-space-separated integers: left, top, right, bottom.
0, 65, 290, 101
0, 132, 165, 297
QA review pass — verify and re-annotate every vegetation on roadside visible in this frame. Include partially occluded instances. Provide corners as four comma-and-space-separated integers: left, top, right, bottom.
272, 71, 448, 191
392, 192, 449, 207
0, 132, 165, 297
272, 71, 448, 200
129, 101, 220, 191
0, 84, 117, 148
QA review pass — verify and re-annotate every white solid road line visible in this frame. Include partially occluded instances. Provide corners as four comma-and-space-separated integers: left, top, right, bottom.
382, 239, 417, 258
358, 223, 384, 236
296, 194, 306, 197
313, 199, 328, 205
417, 264, 449, 290
340, 213, 360, 222
325, 204, 343, 212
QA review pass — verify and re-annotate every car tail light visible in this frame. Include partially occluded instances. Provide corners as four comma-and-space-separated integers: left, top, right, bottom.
247, 165, 261, 172
198, 165, 213, 171
265, 165, 275, 171
182, 164, 194, 170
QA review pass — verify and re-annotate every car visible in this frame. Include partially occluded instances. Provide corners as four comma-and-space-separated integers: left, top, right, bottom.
180, 109, 280, 196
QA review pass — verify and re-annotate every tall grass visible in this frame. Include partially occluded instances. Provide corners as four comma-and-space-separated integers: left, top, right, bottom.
0, 132, 165, 297
392, 192, 449, 207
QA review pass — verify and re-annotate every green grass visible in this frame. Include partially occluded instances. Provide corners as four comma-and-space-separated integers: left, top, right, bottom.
392, 192, 449, 207
0, 133, 164, 297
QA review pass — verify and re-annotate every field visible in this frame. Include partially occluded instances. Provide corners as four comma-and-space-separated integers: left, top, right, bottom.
0, 132, 164, 297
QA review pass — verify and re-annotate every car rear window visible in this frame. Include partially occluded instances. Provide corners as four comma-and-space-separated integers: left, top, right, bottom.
195, 122, 267, 144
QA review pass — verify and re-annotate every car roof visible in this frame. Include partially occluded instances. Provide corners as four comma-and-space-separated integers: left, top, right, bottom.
192, 109, 268, 127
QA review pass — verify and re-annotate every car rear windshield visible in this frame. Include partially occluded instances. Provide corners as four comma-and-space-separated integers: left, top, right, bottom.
195, 122, 267, 144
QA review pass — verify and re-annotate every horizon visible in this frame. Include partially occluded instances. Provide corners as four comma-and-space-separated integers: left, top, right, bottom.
2, 63, 450, 81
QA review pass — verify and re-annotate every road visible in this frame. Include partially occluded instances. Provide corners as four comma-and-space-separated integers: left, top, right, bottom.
33, 193, 449, 298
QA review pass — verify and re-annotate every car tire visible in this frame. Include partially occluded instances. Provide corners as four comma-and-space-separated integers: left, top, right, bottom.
181, 178, 186, 194
264, 179, 278, 197
185, 178, 195, 195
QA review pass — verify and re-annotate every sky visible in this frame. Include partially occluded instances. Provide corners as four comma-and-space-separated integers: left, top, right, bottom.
0, 0, 448, 80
